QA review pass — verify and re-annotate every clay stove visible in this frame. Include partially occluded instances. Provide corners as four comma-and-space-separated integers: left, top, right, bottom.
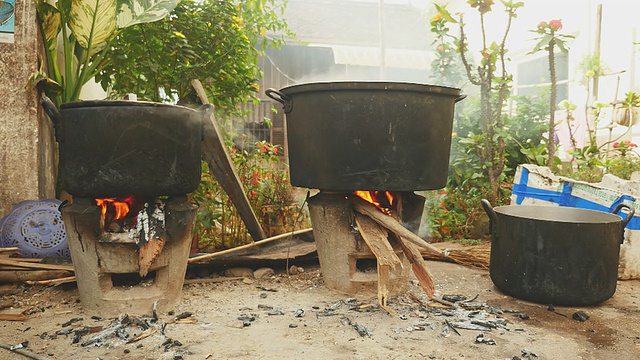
308, 191, 426, 298
47, 99, 205, 317
61, 196, 197, 316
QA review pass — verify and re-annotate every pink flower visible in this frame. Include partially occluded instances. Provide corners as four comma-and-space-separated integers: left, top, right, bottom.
537, 21, 547, 30
549, 19, 563, 30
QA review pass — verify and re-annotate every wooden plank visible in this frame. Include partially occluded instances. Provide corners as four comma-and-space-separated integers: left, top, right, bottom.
191, 79, 266, 241
354, 214, 401, 267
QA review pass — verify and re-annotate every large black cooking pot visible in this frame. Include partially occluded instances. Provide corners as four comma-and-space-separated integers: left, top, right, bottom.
482, 200, 634, 306
41, 96, 206, 198
266, 82, 464, 191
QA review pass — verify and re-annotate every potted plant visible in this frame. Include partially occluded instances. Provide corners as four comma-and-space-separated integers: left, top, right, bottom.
31, 0, 180, 108
612, 91, 640, 127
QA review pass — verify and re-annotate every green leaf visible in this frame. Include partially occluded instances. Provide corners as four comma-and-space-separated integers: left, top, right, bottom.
116, 0, 180, 28
35, 0, 61, 51
69, 0, 117, 51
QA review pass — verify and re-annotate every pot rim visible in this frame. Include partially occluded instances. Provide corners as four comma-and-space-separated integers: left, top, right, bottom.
493, 205, 624, 224
277, 81, 461, 97
60, 100, 196, 111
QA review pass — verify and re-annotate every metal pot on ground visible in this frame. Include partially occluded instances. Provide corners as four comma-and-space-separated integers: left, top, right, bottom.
482, 200, 633, 306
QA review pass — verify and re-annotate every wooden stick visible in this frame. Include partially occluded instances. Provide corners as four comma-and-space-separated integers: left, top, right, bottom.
25, 276, 76, 286
3, 258, 43, 263
188, 228, 313, 263
0, 259, 74, 272
0, 247, 19, 253
192, 79, 266, 241
0, 270, 72, 284
0, 314, 27, 321
183, 276, 244, 285
351, 197, 443, 255
0, 340, 53, 360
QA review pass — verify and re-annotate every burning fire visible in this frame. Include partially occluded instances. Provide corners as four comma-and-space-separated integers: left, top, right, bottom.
353, 191, 396, 215
95, 196, 135, 220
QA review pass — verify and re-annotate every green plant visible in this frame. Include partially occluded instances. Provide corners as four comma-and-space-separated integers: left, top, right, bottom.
190, 140, 309, 251
31, 0, 179, 108
436, 0, 523, 205
98, 0, 293, 108
429, 6, 466, 88
529, 19, 574, 167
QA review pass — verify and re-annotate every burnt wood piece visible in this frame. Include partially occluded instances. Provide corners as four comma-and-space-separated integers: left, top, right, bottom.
192, 79, 266, 241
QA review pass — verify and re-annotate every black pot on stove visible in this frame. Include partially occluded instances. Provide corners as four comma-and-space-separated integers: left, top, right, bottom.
266, 81, 465, 191
41, 96, 207, 198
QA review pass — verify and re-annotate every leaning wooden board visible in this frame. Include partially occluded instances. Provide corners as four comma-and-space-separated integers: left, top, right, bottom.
191, 79, 266, 241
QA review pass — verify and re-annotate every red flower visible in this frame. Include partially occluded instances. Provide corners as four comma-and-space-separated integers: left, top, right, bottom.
613, 142, 620, 148
537, 21, 547, 30
441, 227, 449, 232
548, 19, 562, 30
273, 147, 278, 154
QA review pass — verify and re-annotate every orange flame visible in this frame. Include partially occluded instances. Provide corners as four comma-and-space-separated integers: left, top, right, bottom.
353, 191, 395, 215
95, 196, 134, 220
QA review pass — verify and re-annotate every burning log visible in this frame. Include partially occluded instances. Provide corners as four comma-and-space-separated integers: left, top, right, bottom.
350, 196, 443, 256
352, 194, 437, 299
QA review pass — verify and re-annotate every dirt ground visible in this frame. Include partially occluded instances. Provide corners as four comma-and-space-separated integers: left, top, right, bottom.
1, 254, 639, 360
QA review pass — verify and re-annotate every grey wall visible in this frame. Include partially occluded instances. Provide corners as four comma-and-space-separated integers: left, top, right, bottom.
0, 0, 56, 218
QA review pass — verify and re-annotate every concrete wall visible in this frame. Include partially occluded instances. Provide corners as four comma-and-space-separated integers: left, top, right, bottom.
0, 0, 56, 219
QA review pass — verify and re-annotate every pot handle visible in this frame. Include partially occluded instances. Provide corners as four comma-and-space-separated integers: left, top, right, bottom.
455, 94, 468, 103
40, 95, 62, 141
265, 88, 292, 113
481, 199, 498, 230
612, 203, 635, 228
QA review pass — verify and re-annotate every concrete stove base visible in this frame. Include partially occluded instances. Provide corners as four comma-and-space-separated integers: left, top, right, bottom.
61, 197, 197, 317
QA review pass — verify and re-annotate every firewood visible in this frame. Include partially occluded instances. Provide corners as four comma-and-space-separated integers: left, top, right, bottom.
0, 247, 19, 253
0, 313, 27, 321
0, 259, 74, 272
351, 196, 443, 256
397, 237, 436, 298
188, 228, 313, 263
25, 276, 76, 286
0, 270, 72, 284
354, 214, 402, 267
377, 263, 391, 308
138, 236, 165, 277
